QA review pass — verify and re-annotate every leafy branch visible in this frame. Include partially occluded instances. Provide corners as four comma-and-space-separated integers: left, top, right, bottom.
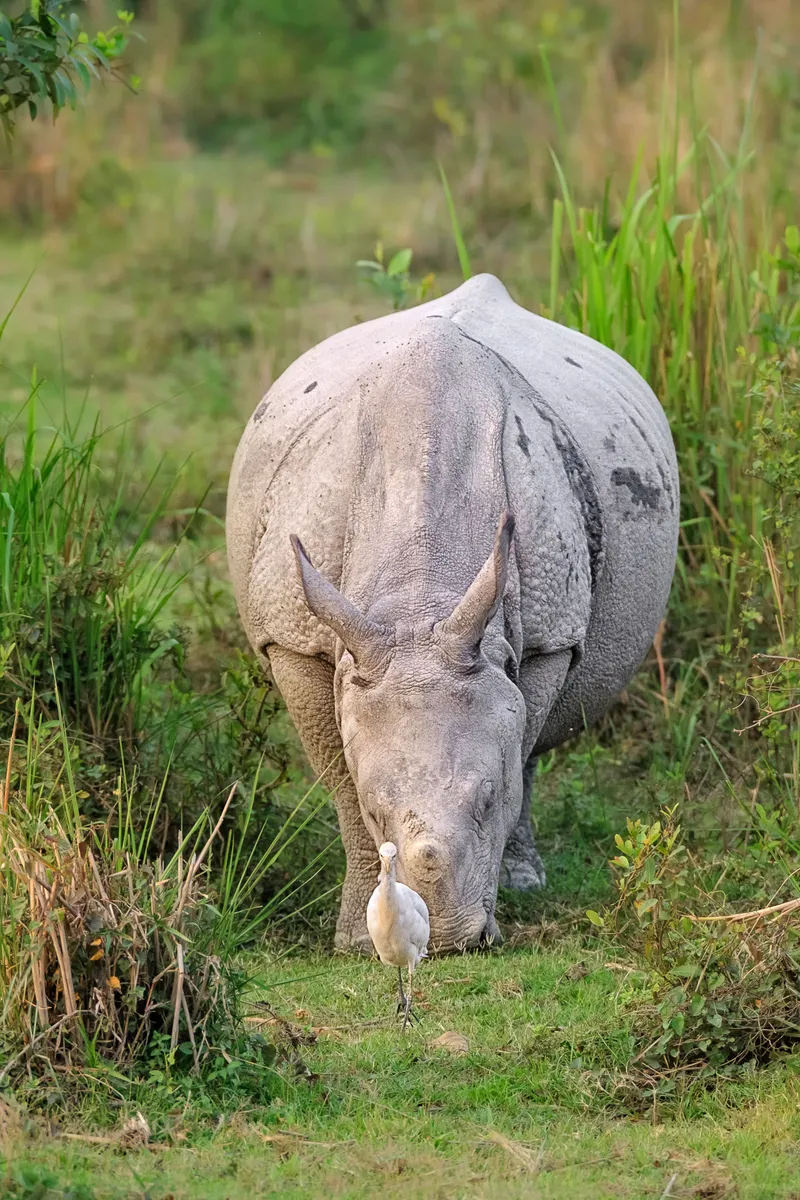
0, 1, 137, 141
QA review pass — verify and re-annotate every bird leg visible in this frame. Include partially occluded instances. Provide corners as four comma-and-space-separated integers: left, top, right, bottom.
395, 967, 407, 1017
400, 967, 421, 1031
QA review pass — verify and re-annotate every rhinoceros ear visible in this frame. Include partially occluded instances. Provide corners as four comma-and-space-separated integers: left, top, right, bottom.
437, 511, 515, 652
290, 534, 391, 667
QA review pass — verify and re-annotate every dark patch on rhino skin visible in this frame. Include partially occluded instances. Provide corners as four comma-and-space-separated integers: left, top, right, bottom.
304, 381, 318, 394
611, 467, 660, 510
618, 392, 675, 514
253, 399, 268, 423
564, 356, 583, 369
443, 320, 606, 594
514, 413, 531, 458
535, 415, 604, 592
603, 434, 617, 452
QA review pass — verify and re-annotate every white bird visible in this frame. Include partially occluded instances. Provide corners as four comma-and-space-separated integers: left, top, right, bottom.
366, 842, 430, 1030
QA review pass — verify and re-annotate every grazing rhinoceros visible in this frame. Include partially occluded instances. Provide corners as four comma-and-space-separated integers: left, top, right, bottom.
226, 274, 679, 952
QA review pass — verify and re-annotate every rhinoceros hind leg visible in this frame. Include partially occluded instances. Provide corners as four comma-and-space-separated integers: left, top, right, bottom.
500, 755, 546, 891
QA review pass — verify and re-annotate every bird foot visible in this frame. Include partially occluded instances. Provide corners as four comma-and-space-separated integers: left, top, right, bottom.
397, 998, 421, 1029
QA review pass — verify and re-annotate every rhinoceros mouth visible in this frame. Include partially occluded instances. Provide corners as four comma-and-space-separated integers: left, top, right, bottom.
426, 905, 494, 954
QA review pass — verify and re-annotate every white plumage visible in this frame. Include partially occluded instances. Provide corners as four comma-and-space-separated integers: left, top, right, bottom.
366, 842, 430, 1029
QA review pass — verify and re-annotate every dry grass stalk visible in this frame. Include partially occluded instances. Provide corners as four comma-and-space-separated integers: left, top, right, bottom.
486, 1130, 546, 1174
690, 895, 800, 923
1, 701, 19, 816
0, 772, 241, 1084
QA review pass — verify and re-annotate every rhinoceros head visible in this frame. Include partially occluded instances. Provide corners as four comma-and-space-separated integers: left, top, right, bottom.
290, 514, 525, 951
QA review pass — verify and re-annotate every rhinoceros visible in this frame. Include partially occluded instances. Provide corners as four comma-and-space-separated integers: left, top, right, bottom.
226, 274, 679, 952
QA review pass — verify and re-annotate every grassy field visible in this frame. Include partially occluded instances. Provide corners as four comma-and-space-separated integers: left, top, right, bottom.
2, 1, 800, 1196
5, 943, 800, 1200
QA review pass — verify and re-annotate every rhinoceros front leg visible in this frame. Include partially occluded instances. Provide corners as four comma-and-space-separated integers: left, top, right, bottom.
500, 755, 546, 890
500, 648, 573, 892
267, 645, 378, 953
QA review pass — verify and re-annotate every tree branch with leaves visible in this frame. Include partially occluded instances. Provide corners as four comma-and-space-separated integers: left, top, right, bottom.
0, 1, 137, 142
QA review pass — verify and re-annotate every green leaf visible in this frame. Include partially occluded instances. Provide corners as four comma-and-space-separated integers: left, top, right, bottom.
585, 909, 605, 927
73, 59, 90, 90
689, 994, 706, 1016
635, 896, 658, 915
387, 248, 412, 278
438, 161, 471, 280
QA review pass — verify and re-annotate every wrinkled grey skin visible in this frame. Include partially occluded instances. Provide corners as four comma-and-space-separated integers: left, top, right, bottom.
226, 274, 679, 952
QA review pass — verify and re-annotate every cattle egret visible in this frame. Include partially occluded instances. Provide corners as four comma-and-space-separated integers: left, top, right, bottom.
366, 842, 430, 1030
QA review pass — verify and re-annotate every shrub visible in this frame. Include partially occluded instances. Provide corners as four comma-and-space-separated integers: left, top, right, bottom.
588, 809, 800, 1097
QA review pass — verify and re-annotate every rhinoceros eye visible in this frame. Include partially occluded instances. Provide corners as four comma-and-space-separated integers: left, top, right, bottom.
480, 780, 496, 809
340, 651, 376, 689
350, 671, 375, 690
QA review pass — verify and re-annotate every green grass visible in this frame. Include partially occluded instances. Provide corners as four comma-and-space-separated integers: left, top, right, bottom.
4, 945, 800, 1198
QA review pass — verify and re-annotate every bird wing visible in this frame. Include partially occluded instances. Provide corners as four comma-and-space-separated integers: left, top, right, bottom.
411, 890, 429, 925
396, 882, 430, 955
366, 885, 381, 948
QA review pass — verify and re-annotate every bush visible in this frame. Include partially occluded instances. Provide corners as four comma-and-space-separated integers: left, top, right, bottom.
586, 809, 800, 1099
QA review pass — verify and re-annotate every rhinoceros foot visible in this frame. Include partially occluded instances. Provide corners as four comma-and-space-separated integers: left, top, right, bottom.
499, 844, 546, 891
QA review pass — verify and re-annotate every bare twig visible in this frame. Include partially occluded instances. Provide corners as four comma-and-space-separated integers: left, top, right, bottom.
486, 1130, 545, 1174
689, 896, 800, 923
652, 620, 670, 719
660, 1171, 679, 1198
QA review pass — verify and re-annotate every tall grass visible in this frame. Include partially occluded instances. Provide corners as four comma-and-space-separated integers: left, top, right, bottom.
549, 124, 799, 643
0, 397, 193, 744
0, 337, 339, 1098
0, 696, 333, 1093
544, 72, 800, 840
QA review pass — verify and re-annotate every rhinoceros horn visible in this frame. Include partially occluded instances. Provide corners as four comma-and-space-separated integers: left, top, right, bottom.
437, 511, 515, 652
290, 534, 391, 667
